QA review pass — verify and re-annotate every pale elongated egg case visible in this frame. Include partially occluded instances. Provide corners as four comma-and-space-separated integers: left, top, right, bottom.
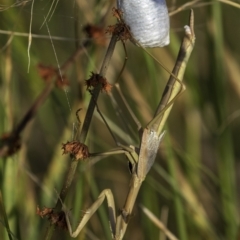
117, 0, 170, 48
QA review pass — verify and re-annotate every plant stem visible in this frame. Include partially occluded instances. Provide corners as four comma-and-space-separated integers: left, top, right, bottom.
44, 34, 118, 240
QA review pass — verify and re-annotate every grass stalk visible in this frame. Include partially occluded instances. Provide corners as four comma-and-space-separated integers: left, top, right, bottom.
165, 133, 187, 240
0, 190, 13, 240
211, 2, 238, 239
44, 34, 119, 240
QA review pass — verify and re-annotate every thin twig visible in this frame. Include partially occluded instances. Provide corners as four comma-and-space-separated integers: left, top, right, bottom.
140, 205, 179, 240
44, 34, 119, 240
0, 80, 55, 158
0, 38, 90, 158
0, 190, 14, 240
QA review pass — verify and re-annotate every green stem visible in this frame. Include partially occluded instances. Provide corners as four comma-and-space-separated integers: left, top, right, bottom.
0, 190, 13, 240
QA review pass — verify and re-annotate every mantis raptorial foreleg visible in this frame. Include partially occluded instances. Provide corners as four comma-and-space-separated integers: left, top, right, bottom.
63, 10, 195, 240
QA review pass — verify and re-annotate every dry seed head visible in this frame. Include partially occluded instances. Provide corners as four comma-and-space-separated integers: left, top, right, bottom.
37, 206, 67, 230
62, 141, 90, 160
37, 64, 69, 89
106, 8, 131, 42
37, 64, 56, 81
50, 211, 67, 230
85, 72, 112, 93
106, 22, 131, 42
83, 24, 106, 46
36, 206, 54, 218
0, 133, 21, 156
112, 7, 123, 21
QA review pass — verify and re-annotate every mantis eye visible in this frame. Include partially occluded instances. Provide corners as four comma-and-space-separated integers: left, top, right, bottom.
117, 0, 170, 48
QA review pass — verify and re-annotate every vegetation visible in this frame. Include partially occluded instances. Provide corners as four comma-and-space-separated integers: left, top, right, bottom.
0, 0, 239, 239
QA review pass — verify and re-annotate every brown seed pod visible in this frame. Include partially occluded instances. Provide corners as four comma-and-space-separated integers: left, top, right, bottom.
36, 206, 54, 218
85, 72, 112, 93
37, 206, 67, 230
62, 141, 90, 160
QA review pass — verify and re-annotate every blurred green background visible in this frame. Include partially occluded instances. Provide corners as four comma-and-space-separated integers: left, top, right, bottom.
0, 0, 240, 239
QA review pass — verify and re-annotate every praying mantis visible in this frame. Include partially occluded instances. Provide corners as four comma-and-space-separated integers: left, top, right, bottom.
61, 9, 196, 240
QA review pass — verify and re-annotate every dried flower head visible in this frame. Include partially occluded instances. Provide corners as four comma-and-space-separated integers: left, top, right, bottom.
37, 206, 67, 230
85, 72, 112, 93
83, 24, 106, 46
106, 22, 131, 42
50, 211, 67, 230
0, 133, 21, 157
37, 64, 69, 89
112, 7, 123, 21
55, 75, 69, 89
62, 141, 90, 160
36, 206, 54, 218
106, 7, 131, 42
37, 64, 56, 82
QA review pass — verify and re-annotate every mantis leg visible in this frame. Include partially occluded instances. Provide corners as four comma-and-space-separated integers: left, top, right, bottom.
65, 189, 116, 238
